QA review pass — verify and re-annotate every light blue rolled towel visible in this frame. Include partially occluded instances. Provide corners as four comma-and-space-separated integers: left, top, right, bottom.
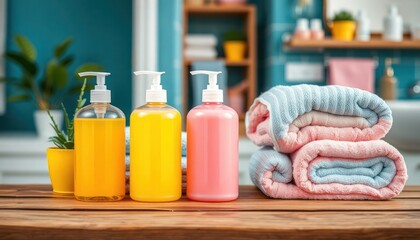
249, 140, 406, 200
246, 84, 393, 153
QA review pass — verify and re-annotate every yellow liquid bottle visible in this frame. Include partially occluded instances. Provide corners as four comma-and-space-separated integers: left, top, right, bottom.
74, 72, 126, 201
130, 71, 181, 202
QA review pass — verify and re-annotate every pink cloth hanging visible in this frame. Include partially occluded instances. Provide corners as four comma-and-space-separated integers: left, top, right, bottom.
328, 58, 375, 92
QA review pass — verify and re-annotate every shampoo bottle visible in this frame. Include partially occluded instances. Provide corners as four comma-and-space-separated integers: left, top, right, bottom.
380, 58, 398, 100
130, 71, 182, 202
383, 4, 403, 41
74, 72, 126, 201
356, 10, 370, 41
187, 70, 239, 202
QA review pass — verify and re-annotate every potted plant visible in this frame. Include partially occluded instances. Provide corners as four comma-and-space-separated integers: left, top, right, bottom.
46, 78, 89, 194
223, 30, 247, 61
2, 35, 102, 138
331, 10, 356, 41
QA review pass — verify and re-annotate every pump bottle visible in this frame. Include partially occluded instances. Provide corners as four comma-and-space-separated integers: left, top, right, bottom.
74, 72, 126, 201
130, 71, 182, 202
187, 70, 239, 202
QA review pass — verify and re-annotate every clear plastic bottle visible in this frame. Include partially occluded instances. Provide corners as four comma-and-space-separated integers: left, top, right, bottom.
187, 70, 239, 202
130, 71, 181, 202
74, 72, 126, 201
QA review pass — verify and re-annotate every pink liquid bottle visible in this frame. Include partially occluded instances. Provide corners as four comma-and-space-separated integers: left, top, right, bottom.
187, 70, 239, 202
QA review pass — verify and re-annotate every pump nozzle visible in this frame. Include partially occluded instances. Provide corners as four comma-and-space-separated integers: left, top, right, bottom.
133, 71, 167, 103
190, 70, 223, 103
78, 72, 111, 103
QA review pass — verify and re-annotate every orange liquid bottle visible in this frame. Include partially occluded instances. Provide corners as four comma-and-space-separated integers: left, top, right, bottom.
74, 72, 126, 201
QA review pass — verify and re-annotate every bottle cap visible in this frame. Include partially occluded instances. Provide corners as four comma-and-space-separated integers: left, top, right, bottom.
190, 70, 223, 103
78, 72, 111, 103
310, 19, 322, 31
296, 18, 309, 31
133, 71, 167, 103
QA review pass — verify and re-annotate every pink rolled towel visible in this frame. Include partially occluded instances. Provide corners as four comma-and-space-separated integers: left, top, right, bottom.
250, 140, 407, 200
246, 85, 392, 153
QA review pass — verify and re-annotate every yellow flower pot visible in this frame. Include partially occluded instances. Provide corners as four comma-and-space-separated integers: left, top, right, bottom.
46, 148, 74, 195
224, 41, 246, 61
331, 21, 356, 41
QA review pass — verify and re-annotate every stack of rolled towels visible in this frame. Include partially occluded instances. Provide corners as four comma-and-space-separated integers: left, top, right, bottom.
125, 128, 187, 193
246, 84, 408, 200
184, 34, 218, 60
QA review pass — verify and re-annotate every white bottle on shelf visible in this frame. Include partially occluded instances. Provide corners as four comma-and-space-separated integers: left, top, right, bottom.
383, 4, 403, 41
294, 18, 310, 40
356, 10, 370, 41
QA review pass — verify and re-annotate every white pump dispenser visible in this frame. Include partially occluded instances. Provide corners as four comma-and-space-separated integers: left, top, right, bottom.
78, 72, 113, 118
190, 70, 223, 103
133, 71, 167, 103
78, 72, 111, 103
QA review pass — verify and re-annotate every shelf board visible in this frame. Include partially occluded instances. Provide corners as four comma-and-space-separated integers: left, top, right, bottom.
285, 37, 420, 49
184, 4, 253, 15
184, 58, 250, 66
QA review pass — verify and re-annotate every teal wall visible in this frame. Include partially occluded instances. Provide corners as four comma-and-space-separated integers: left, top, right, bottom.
1, 0, 132, 132
0, 0, 183, 132
263, 0, 420, 98
158, 0, 183, 111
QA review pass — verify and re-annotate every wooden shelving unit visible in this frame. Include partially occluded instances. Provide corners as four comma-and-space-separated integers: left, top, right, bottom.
285, 36, 420, 49
182, 4, 256, 135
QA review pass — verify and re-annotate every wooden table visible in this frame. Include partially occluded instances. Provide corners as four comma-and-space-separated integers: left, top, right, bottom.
1, 185, 420, 239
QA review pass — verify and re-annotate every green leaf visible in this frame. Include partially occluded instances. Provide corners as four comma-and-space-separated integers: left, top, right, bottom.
46, 61, 68, 89
14, 82, 32, 90
5, 52, 37, 76
61, 103, 72, 141
79, 98, 86, 107
54, 37, 73, 58
47, 109, 72, 149
75, 64, 104, 80
75, 79, 88, 114
0, 77, 19, 83
15, 35, 36, 61
7, 94, 31, 102
0, 76, 31, 90
63, 142, 74, 149
60, 55, 74, 66
333, 10, 354, 21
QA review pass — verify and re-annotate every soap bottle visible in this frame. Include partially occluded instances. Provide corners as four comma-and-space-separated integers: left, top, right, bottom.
356, 10, 370, 41
383, 4, 403, 41
310, 19, 324, 40
74, 72, 126, 201
380, 58, 398, 100
187, 70, 239, 202
294, 18, 310, 40
130, 71, 181, 202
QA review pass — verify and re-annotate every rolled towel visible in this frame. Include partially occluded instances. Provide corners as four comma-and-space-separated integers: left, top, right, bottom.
125, 127, 130, 154
182, 132, 187, 157
185, 34, 217, 47
250, 140, 407, 200
245, 84, 393, 153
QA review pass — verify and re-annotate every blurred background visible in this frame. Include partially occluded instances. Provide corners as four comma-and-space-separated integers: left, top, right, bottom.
0, 0, 419, 185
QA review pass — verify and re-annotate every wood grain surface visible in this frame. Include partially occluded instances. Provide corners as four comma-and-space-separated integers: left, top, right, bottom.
1, 185, 419, 239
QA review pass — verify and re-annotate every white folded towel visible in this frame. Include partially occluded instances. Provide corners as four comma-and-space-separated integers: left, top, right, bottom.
184, 46, 217, 60
185, 34, 217, 47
